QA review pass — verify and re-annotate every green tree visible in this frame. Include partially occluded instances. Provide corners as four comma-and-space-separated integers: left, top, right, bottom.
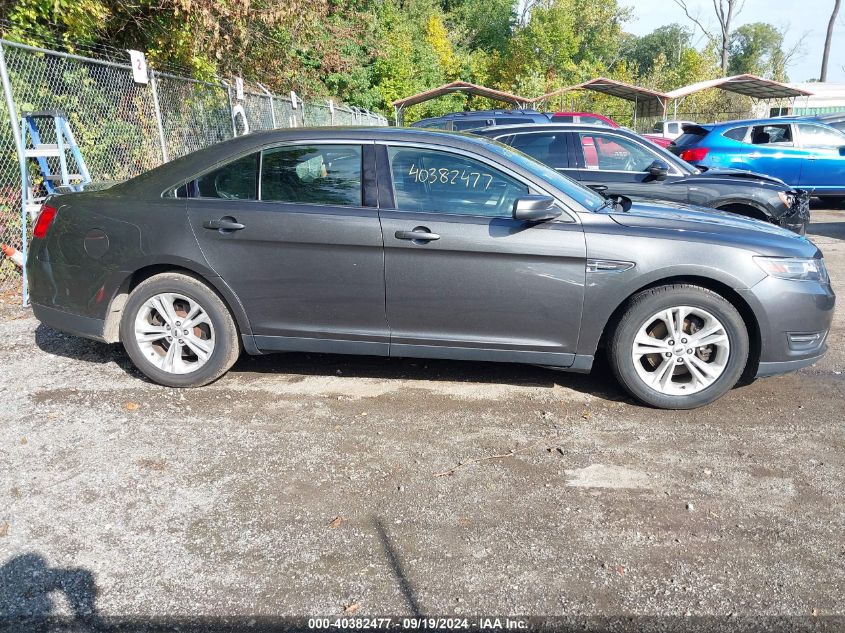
728, 22, 787, 80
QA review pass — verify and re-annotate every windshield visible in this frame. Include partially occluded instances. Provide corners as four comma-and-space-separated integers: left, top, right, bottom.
479, 138, 606, 211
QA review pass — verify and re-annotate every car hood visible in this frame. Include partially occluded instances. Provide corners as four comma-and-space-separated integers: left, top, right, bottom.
608, 200, 817, 257
682, 168, 791, 190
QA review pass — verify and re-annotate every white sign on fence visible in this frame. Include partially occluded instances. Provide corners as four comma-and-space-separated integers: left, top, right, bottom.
127, 50, 148, 84
235, 77, 244, 101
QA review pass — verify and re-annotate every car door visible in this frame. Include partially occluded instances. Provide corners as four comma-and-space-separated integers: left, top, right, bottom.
376, 143, 586, 366
795, 122, 845, 194
743, 123, 808, 185
184, 142, 389, 355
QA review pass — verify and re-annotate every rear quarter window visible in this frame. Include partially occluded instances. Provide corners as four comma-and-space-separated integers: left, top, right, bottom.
674, 131, 708, 147
722, 127, 748, 142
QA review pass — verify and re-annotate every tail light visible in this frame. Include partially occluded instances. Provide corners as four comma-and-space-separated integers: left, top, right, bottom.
680, 147, 709, 162
33, 204, 57, 239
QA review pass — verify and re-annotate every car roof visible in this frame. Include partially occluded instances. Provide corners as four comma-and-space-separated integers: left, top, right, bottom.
474, 122, 640, 135
117, 126, 517, 192
415, 109, 542, 121
707, 116, 829, 128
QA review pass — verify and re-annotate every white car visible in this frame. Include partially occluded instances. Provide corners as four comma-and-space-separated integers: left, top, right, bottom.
652, 120, 696, 140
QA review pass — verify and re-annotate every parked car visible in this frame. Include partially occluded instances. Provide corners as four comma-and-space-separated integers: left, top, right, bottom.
475, 124, 810, 233
807, 112, 845, 133
410, 109, 548, 131
669, 117, 845, 204
652, 120, 697, 140
547, 111, 617, 126
547, 111, 671, 147
26, 128, 833, 409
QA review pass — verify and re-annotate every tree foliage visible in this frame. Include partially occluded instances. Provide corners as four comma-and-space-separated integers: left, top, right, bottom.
0, 0, 796, 124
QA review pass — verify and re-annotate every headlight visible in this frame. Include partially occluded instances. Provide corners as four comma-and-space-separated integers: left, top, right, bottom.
754, 256, 829, 282
777, 191, 794, 208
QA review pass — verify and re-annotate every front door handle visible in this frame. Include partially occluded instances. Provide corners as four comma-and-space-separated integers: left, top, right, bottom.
395, 228, 440, 242
203, 217, 245, 232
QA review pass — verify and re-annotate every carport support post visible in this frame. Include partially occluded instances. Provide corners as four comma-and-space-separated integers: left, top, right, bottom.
633, 95, 638, 130
395, 104, 404, 127
148, 70, 169, 163
0, 41, 29, 306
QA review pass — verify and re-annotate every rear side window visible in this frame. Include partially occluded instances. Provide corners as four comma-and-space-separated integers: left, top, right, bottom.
495, 117, 531, 126
508, 133, 569, 169
580, 116, 610, 126
552, 114, 574, 122
183, 153, 259, 199
260, 145, 362, 206
749, 124, 792, 146
452, 119, 492, 131
387, 146, 528, 217
667, 123, 680, 134
723, 127, 748, 142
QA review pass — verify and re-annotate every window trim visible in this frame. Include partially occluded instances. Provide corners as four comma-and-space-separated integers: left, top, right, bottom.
379, 140, 578, 222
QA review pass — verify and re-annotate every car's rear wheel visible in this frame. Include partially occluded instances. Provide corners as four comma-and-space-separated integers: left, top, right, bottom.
608, 284, 748, 409
120, 272, 240, 387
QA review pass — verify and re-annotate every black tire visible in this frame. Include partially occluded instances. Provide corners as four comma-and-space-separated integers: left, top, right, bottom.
607, 284, 749, 409
120, 272, 240, 387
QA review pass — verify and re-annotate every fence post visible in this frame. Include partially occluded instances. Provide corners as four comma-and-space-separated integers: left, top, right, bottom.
222, 80, 237, 137
148, 69, 169, 163
256, 83, 276, 129
0, 41, 29, 305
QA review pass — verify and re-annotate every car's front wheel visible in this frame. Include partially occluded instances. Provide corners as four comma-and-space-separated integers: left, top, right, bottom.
120, 272, 240, 387
608, 284, 749, 409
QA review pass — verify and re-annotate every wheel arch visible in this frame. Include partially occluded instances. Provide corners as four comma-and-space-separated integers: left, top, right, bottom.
102, 262, 255, 351
713, 199, 773, 223
594, 275, 761, 380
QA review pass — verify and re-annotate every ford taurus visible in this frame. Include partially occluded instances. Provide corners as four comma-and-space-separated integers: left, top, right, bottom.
26, 128, 835, 409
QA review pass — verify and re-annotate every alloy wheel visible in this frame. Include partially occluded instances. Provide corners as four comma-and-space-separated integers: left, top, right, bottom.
631, 305, 730, 396
133, 292, 215, 375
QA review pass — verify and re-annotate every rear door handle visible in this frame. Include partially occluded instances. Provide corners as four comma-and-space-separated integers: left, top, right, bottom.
395, 228, 440, 242
203, 217, 245, 232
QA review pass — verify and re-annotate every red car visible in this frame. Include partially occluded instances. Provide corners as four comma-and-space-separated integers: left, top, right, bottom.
548, 111, 673, 148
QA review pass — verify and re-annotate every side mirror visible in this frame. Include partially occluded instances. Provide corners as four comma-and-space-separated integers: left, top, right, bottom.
646, 160, 669, 181
587, 184, 609, 194
512, 195, 561, 222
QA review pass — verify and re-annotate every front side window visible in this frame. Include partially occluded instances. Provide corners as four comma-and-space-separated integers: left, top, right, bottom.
387, 146, 528, 217
749, 124, 793, 146
260, 144, 362, 206
182, 153, 259, 199
668, 123, 679, 135
508, 132, 569, 169
797, 123, 845, 149
578, 132, 658, 172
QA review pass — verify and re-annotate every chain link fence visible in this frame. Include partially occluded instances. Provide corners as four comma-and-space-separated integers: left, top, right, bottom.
0, 38, 387, 302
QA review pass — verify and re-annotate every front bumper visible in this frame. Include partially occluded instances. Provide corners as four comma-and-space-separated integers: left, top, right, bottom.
740, 275, 835, 378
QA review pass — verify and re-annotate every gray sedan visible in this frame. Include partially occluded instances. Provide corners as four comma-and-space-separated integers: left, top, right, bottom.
26, 128, 835, 409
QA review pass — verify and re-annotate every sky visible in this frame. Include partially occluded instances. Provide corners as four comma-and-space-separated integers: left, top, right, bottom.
623, 0, 845, 83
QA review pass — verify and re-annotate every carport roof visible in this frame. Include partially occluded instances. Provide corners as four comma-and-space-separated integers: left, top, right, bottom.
391, 81, 531, 108
664, 74, 813, 100
529, 77, 670, 117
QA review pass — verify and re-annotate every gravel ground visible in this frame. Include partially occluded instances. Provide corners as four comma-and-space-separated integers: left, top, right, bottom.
1, 209, 844, 631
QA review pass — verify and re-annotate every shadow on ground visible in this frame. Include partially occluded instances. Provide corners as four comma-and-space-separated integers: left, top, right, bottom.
32, 322, 630, 403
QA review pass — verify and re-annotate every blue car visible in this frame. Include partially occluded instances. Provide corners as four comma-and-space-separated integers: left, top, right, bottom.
670, 117, 845, 204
